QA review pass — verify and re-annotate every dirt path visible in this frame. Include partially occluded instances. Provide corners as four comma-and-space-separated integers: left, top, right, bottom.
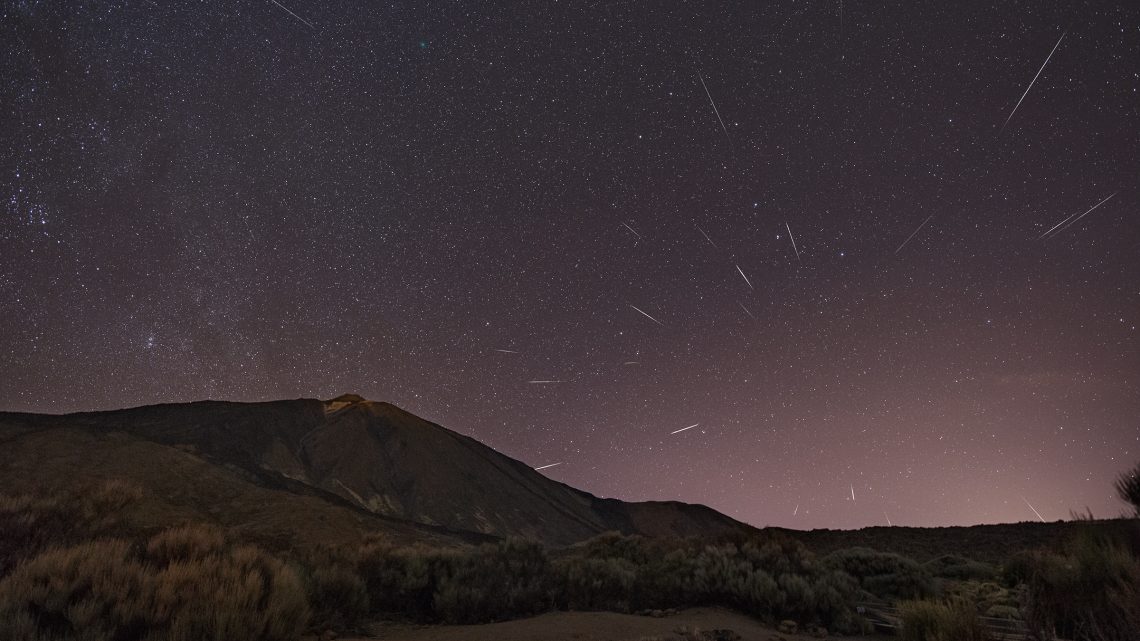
332, 607, 887, 641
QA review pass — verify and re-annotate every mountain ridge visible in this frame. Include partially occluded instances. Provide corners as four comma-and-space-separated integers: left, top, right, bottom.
0, 394, 751, 547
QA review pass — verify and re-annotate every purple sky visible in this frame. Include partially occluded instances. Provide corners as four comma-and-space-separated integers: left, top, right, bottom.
3, 1, 1138, 529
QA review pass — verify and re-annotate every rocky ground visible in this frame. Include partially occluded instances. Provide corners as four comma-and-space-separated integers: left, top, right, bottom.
325, 607, 891, 641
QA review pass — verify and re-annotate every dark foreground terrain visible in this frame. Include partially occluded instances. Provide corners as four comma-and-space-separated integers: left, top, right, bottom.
1, 396, 1136, 641
349, 607, 892, 641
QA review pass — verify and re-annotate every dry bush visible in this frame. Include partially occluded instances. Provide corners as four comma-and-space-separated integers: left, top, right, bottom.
1023, 530, 1140, 641
1115, 462, 1140, 517
0, 539, 150, 641
357, 538, 553, 624
555, 532, 864, 633
85, 479, 144, 515
431, 539, 550, 623
554, 556, 637, 611
942, 579, 1021, 622
306, 564, 369, 632
822, 547, 935, 600
357, 541, 441, 619
0, 529, 308, 641
146, 523, 225, 566
685, 539, 863, 631
154, 544, 309, 641
898, 598, 990, 641
924, 554, 997, 581
0, 480, 145, 579
0, 494, 71, 578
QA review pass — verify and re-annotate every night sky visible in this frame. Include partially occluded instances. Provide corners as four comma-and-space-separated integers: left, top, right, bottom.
3, 1, 1139, 530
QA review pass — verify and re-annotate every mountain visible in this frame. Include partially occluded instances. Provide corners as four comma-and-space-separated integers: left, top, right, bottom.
0, 394, 750, 547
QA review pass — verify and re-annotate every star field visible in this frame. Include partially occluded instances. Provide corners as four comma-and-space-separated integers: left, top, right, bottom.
2, 0, 1138, 529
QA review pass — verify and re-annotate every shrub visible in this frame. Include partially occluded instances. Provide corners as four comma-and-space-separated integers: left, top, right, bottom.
740, 536, 817, 577
153, 544, 309, 641
924, 555, 997, 581
0, 494, 72, 578
0, 540, 150, 641
898, 598, 989, 641
358, 538, 552, 624
1115, 462, 1140, 517
632, 547, 699, 607
1000, 549, 1037, 587
940, 579, 1021, 626
810, 570, 862, 630
433, 538, 550, 623
84, 479, 144, 516
692, 543, 751, 605
984, 604, 1020, 619
305, 565, 369, 632
1023, 530, 1140, 641
0, 481, 144, 578
823, 547, 935, 600
146, 523, 225, 565
577, 531, 656, 563
569, 532, 863, 633
353, 531, 864, 631
0, 530, 308, 641
554, 556, 636, 611
357, 541, 439, 619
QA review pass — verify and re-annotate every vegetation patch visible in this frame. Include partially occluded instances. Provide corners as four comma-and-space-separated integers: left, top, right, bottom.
1, 463, 1139, 640
898, 598, 990, 641
0, 533, 308, 641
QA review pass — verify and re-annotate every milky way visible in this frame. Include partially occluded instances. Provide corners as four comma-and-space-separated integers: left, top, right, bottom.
2, 1, 1138, 529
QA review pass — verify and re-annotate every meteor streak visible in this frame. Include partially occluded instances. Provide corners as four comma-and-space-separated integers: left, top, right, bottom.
735, 265, 754, 290
269, 0, 315, 29
895, 214, 935, 254
697, 71, 732, 146
1021, 495, 1046, 522
696, 224, 718, 248
670, 423, 700, 434
785, 222, 801, 261
629, 304, 666, 327
1001, 32, 1066, 133
620, 221, 643, 241
534, 462, 563, 471
1039, 192, 1117, 239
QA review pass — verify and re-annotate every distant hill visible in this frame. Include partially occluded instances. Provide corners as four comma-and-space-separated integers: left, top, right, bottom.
0, 395, 749, 547
778, 520, 1138, 565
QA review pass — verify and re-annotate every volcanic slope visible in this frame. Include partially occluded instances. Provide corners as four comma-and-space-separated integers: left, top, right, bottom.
0, 394, 749, 546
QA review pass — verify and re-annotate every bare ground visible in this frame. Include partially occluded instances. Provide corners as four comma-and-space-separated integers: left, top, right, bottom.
330, 607, 890, 641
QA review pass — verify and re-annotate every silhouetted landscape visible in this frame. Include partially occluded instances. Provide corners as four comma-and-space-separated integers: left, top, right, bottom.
5, 2, 1140, 637
1, 396, 1136, 640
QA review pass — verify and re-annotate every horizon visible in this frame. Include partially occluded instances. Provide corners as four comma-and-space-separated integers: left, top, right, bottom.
2, 392, 1134, 531
3, 1, 1138, 532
